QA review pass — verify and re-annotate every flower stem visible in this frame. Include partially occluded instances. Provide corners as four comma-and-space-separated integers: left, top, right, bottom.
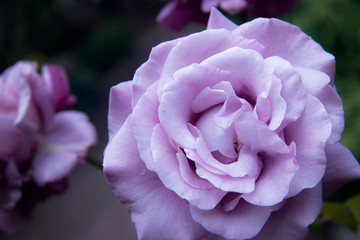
86, 156, 103, 170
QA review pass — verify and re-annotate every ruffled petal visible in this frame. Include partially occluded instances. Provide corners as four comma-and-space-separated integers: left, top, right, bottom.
190, 199, 281, 239
285, 95, 331, 196
264, 56, 306, 130
234, 18, 335, 82
242, 143, 298, 206
161, 28, 264, 82
151, 124, 226, 210
253, 184, 322, 240
201, 47, 271, 100
159, 64, 236, 149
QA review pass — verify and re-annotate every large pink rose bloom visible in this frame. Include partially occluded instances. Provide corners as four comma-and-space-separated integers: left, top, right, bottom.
158, 0, 299, 31
104, 9, 360, 240
0, 61, 97, 233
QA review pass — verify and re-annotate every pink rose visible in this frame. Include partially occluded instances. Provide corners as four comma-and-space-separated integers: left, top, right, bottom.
157, 0, 299, 31
0, 61, 97, 233
104, 9, 360, 240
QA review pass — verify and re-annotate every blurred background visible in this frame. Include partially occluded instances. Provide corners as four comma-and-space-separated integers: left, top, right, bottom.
0, 0, 360, 239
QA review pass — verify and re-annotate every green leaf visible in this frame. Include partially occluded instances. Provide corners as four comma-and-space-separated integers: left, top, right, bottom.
320, 202, 357, 231
345, 194, 360, 226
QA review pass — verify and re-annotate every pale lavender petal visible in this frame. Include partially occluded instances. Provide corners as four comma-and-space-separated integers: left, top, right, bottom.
235, 112, 288, 155
190, 199, 281, 239
265, 76, 286, 130
196, 164, 256, 193
295, 67, 330, 95
132, 39, 179, 105
265, 56, 306, 129
161, 29, 264, 81
295, 67, 344, 143
201, 47, 271, 99
103, 118, 207, 240
315, 85, 344, 144
207, 7, 238, 31
191, 81, 236, 113
286, 95, 332, 196
322, 143, 360, 197
151, 124, 226, 210
159, 64, 236, 149
242, 142, 298, 206
235, 18, 335, 81
131, 82, 160, 171
108, 81, 133, 142
253, 184, 322, 240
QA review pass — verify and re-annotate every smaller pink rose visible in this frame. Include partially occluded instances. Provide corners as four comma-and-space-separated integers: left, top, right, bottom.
157, 0, 299, 31
0, 61, 97, 233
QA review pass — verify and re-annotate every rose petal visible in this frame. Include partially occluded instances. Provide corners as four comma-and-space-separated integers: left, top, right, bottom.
161, 28, 264, 82
235, 18, 335, 82
242, 142, 298, 206
39, 111, 97, 156
191, 81, 237, 113
264, 56, 306, 129
207, 7, 238, 31
33, 111, 96, 185
201, 46, 272, 101
322, 143, 360, 197
0, 114, 32, 162
190, 199, 281, 239
132, 39, 179, 105
151, 124, 226, 210
235, 112, 289, 155
103, 118, 207, 240
159, 64, 237, 149
13, 77, 40, 136
41, 64, 73, 111
196, 164, 256, 193
285, 95, 332, 196
253, 183, 322, 240
32, 150, 78, 186
131, 82, 160, 171
108, 81, 133, 142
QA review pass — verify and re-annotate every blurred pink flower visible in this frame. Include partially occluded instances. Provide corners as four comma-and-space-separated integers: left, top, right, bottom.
157, 0, 299, 31
104, 9, 360, 239
0, 61, 97, 233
